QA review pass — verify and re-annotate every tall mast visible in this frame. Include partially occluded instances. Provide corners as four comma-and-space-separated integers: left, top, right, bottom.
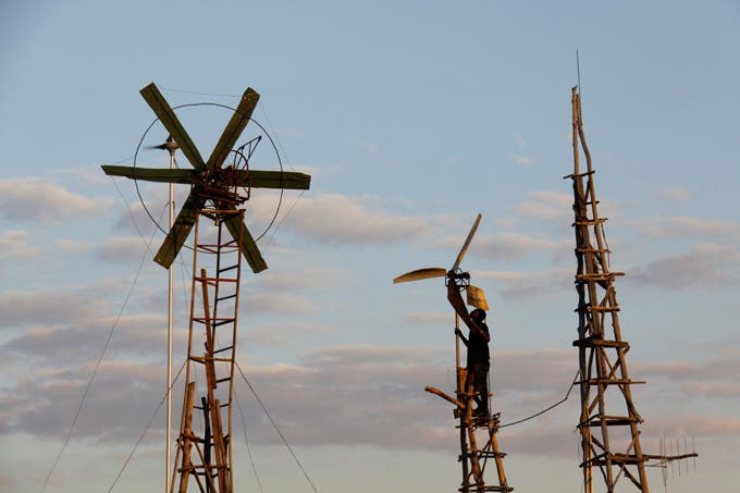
569, 84, 649, 492
166, 147, 175, 493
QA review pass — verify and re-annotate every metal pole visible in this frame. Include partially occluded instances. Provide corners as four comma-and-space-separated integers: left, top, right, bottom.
166, 151, 174, 493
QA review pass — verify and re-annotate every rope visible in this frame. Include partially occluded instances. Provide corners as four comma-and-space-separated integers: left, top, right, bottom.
500, 370, 579, 428
107, 359, 187, 492
235, 362, 319, 493
39, 202, 167, 493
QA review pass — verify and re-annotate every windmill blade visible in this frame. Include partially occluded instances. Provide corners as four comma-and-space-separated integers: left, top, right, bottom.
227, 170, 311, 190
101, 165, 194, 184
140, 83, 206, 170
393, 268, 447, 284
223, 214, 268, 273
206, 87, 260, 170
451, 213, 482, 272
154, 193, 205, 268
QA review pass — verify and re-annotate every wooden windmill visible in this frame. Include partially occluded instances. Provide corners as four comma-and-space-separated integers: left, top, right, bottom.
394, 214, 512, 493
102, 82, 311, 493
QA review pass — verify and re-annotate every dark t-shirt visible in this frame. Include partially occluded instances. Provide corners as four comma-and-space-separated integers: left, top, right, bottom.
467, 320, 490, 368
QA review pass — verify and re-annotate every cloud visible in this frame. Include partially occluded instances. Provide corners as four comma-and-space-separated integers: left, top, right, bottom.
0, 230, 40, 257
55, 239, 94, 254
514, 133, 527, 149
245, 322, 338, 346
0, 344, 575, 451
0, 289, 107, 328
258, 267, 345, 291
628, 244, 740, 289
242, 292, 319, 315
632, 216, 739, 241
3, 313, 180, 362
655, 186, 690, 202
472, 233, 570, 261
0, 361, 169, 441
52, 165, 112, 185
0, 178, 109, 224
512, 191, 572, 222
4, 340, 731, 459
511, 153, 536, 167
278, 194, 440, 246
404, 312, 451, 326
477, 269, 572, 299
635, 348, 740, 399
98, 235, 148, 263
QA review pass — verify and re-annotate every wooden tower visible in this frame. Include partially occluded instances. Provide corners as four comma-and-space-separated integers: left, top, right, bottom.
395, 215, 512, 493
445, 274, 512, 493
102, 83, 311, 492
566, 86, 703, 492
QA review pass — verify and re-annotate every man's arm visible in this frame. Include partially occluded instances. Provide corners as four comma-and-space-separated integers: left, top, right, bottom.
446, 277, 490, 342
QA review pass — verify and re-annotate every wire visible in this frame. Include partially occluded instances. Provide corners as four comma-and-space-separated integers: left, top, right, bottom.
235, 389, 266, 493
235, 362, 319, 493
109, 176, 156, 256
264, 190, 305, 249
499, 370, 579, 428
108, 359, 187, 492
258, 103, 295, 172
39, 203, 167, 493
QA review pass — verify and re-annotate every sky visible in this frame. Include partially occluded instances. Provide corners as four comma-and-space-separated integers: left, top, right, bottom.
1, 1, 739, 492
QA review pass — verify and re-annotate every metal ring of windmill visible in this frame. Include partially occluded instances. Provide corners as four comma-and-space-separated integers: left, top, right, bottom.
131, 101, 287, 244
102, 82, 311, 493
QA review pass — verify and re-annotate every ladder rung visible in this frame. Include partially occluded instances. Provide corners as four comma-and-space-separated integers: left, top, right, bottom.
213, 345, 234, 355
573, 218, 607, 226
216, 376, 232, 384
577, 379, 646, 386
217, 293, 238, 302
576, 272, 624, 281
575, 305, 620, 312
194, 276, 238, 283
573, 338, 630, 349
563, 170, 595, 179
218, 264, 238, 273
579, 416, 640, 428
193, 317, 235, 325
576, 248, 610, 254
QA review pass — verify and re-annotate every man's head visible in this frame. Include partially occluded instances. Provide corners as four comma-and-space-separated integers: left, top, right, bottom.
470, 308, 486, 322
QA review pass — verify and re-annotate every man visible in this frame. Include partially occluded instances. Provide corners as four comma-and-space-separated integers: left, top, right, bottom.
447, 277, 491, 418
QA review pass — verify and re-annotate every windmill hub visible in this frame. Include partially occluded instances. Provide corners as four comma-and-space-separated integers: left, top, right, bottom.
192, 166, 249, 207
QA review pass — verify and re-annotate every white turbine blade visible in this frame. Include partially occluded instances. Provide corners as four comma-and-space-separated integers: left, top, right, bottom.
393, 267, 447, 284
452, 213, 482, 272
466, 284, 490, 310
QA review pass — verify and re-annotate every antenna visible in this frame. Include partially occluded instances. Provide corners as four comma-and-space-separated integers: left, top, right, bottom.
102, 83, 311, 492
576, 49, 582, 91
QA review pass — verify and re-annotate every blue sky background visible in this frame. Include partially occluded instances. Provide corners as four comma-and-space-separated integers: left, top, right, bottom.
1, 1, 739, 492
